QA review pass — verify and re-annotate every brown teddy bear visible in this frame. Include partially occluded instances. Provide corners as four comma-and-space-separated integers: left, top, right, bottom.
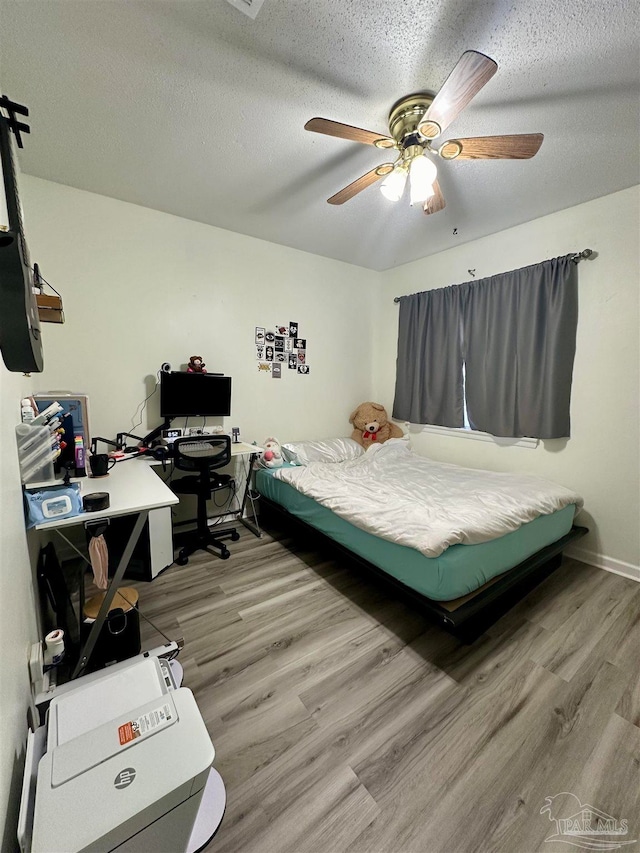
187, 356, 207, 374
349, 402, 403, 448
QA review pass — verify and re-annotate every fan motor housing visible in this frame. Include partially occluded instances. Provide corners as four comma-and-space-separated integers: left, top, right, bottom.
388, 93, 434, 145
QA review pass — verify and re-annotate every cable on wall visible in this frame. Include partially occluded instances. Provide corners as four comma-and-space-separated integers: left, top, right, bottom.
128, 371, 161, 431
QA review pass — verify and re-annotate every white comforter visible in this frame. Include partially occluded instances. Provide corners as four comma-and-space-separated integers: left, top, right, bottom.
272, 439, 582, 558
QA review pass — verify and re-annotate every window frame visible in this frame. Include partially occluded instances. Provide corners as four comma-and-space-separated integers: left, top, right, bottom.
418, 423, 539, 449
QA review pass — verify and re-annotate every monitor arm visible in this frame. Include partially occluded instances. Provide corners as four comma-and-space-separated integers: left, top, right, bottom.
91, 420, 174, 455
90, 435, 120, 455
116, 430, 146, 452
92, 432, 146, 454
139, 418, 173, 448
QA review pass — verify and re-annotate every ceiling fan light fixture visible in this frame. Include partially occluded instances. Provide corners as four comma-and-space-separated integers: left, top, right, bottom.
380, 166, 408, 202
305, 51, 541, 213
409, 155, 438, 205
374, 138, 396, 149
439, 140, 463, 160
418, 118, 441, 139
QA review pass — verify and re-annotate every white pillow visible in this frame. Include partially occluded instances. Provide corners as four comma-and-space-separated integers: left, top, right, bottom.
281, 437, 364, 466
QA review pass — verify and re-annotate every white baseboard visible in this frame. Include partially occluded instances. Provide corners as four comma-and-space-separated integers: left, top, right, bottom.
565, 544, 640, 583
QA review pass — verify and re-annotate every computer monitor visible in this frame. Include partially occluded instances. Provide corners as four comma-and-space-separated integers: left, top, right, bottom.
160, 372, 231, 418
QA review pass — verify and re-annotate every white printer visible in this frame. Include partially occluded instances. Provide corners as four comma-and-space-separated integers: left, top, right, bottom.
24, 656, 219, 853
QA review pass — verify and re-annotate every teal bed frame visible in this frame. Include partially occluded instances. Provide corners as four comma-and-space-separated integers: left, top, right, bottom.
258, 494, 587, 642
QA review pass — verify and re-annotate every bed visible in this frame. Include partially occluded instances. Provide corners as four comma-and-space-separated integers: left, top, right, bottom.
255, 438, 587, 640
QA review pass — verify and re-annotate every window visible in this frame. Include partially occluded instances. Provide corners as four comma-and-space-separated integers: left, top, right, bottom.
393, 255, 579, 440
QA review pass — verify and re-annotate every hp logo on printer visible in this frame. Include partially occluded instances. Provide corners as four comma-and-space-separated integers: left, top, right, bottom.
114, 768, 137, 790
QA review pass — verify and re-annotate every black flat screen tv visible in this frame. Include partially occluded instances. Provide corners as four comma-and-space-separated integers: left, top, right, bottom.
160, 372, 231, 418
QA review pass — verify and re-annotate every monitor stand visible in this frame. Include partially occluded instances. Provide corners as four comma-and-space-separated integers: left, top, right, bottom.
141, 417, 174, 447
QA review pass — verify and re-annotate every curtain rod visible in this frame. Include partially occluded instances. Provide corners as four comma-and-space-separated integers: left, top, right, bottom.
393, 249, 595, 303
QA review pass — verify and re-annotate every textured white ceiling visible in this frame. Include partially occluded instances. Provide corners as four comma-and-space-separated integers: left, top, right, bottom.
1, 0, 638, 271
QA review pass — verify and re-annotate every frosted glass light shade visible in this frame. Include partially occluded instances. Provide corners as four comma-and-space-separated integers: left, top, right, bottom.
409, 155, 437, 205
380, 167, 408, 201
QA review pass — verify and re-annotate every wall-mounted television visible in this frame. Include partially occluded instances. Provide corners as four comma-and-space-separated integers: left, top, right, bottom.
160, 372, 231, 418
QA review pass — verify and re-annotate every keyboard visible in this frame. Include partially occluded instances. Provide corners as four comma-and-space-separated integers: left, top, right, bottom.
180, 441, 225, 457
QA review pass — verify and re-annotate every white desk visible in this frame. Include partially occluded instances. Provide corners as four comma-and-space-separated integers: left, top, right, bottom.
33, 459, 178, 532
223, 441, 263, 537
34, 459, 178, 580
229, 441, 264, 457
31, 462, 178, 678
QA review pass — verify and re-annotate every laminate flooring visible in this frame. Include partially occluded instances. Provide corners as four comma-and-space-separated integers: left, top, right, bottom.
132, 523, 640, 853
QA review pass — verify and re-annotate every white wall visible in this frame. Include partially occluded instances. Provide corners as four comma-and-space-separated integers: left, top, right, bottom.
0, 366, 39, 851
21, 175, 377, 447
375, 186, 640, 575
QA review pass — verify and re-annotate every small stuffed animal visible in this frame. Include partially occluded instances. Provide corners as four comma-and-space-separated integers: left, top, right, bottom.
349, 402, 403, 449
260, 437, 284, 468
187, 356, 207, 374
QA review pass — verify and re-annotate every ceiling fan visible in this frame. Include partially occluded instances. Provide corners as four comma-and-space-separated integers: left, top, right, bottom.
304, 50, 543, 215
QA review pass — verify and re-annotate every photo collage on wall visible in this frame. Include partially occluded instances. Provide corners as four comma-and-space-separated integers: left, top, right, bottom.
256, 322, 309, 377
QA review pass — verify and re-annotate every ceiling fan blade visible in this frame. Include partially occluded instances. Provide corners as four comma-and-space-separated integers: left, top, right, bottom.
418, 51, 498, 139
438, 133, 544, 160
327, 165, 392, 205
423, 180, 446, 215
305, 118, 395, 149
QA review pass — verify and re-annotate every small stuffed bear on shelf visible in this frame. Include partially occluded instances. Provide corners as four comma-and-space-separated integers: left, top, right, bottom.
349, 402, 403, 449
187, 356, 207, 374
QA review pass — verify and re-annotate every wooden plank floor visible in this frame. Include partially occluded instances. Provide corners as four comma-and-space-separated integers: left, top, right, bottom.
133, 524, 640, 853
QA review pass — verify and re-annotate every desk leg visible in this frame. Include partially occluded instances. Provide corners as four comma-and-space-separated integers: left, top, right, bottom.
238, 453, 262, 538
148, 506, 174, 579
71, 510, 149, 680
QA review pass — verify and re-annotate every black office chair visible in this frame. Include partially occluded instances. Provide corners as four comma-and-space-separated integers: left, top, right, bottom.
171, 435, 240, 564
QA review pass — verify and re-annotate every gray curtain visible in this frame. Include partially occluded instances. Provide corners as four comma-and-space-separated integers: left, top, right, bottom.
393, 284, 464, 427
392, 255, 578, 439
462, 255, 578, 438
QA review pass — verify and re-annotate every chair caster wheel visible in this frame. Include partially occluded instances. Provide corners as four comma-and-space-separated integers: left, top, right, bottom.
220, 549, 230, 560
231, 531, 240, 542
177, 550, 189, 566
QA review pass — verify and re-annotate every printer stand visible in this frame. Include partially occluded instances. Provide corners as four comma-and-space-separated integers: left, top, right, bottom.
172, 616, 225, 851
187, 767, 227, 853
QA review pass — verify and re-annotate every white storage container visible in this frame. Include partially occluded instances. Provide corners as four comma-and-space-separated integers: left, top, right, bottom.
16, 423, 56, 483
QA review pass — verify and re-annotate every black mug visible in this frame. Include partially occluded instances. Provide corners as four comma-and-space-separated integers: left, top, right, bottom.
88, 453, 116, 477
